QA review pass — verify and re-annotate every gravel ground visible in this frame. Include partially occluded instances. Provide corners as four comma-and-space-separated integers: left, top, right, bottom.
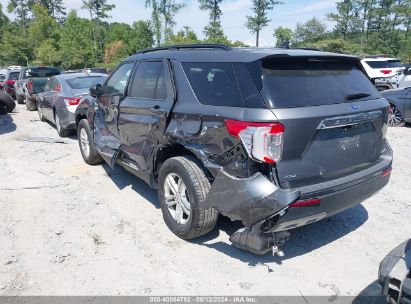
0, 104, 410, 297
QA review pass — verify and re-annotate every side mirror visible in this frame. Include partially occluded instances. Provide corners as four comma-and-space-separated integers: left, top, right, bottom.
404, 68, 411, 76
90, 84, 102, 97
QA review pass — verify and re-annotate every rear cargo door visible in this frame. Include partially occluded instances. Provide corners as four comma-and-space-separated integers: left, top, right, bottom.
257, 57, 389, 189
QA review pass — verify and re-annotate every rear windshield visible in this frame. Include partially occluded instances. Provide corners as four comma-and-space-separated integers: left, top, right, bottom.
261, 60, 380, 108
66, 76, 107, 90
8, 72, 20, 80
26, 67, 61, 78
387, 60, 403, 68
365, 60, 402, 69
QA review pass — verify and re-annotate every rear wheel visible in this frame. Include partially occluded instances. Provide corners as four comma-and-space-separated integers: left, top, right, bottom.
55, 112, 70, 137
37, 106, 45, 122
16, 94, 25, 104
158, 156, 218, 240
0, 92, 16, 113
77, 119, 103, 165
388, 104, 405, 127
25, 98, 37, 111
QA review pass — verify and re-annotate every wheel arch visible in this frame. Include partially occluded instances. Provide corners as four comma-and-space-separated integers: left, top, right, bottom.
153, 142, 213, 182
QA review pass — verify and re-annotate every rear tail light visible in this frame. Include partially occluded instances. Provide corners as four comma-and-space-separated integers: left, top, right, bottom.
380, 69, 392, 75
27, 80, 33, 92
225, 120, 285, 164
64, 97, 81, 106
4, 80, 15, 86
381, 168, 392, 177
290, 198, 321, 208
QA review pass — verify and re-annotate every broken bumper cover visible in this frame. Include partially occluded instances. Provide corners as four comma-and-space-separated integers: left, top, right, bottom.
378, 239, 411, 303
203, 158, 392, 231
202, 171, 300, 228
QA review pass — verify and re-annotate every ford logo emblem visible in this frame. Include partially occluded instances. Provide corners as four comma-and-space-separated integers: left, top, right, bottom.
350, 104, 361, 111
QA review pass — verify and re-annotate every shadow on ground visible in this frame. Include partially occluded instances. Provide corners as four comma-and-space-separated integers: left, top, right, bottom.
99, 161, 369, 264
0, 113, 17, 135
195, 204, 369, 266
102, 163, 159, 208
352, 280, 386, 304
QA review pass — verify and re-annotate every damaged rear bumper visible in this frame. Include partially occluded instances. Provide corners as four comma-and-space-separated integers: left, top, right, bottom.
202, 159, 392, 231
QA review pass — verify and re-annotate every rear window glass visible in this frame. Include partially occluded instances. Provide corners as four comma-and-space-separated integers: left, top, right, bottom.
25, 67, 61, 78
182, 62, 244, 107
8, 72, 19, 80
66, 76, 107, 90
261, 60, 380, 108
365, 61, 389, 69
387, 60, 403, 68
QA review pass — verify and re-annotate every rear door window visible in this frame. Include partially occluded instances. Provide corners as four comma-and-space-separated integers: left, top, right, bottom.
261, 59, 381, 108
129, 61, 166, 100
182, 62, 244, 107
365, 61, 388, 69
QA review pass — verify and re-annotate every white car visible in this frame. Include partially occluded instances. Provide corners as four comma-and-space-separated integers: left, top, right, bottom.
361, 57, 404, 80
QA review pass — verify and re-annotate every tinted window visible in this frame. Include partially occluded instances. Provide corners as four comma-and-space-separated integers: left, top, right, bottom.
25, 67, 61, 78
129, 61, 166, 99
66, 76, 107, 90
182, 62, 244, 107
105, 62, 134, 95
365, 61, 388, 69
261, 60, 381, 108
8, 72, 19, 80
387, 60, 403, 68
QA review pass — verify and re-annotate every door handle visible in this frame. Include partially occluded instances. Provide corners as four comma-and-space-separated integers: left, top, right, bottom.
151, 105, 160, 110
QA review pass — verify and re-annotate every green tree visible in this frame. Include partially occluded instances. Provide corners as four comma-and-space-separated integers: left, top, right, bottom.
82, 0, 115, 62
293, 17, 327, 45
106, 22, 134, 52
58, 11, 96, 69
145, 0, 162, 46
7, 0, 35, 34
34, 0, 66, 21
245, 0, 283, 47
166, 27, 199, 44
273, 26, 292, 47
130, 20, 154, 52
159, 0, 185, 42
199, 0, 225, 40
327, 0, 361, 39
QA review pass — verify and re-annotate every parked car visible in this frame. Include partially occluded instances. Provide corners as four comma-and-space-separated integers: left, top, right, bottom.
37, 73, 107, 137
64, 68, 110, 75
378, 239, 411, 304
375, 67, 411, 92
75, 44, 392, 255
2, 69, 21, 99
14, 67, 61, 110
0, 91, 16, 115
361, 56, 404, 82
382, 87, 411, 127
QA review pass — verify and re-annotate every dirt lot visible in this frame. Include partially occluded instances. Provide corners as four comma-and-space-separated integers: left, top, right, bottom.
0, 104, 410, 297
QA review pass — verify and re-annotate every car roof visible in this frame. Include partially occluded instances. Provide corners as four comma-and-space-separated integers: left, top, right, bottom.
56, 73, 108, 80
126, 45, 360, 63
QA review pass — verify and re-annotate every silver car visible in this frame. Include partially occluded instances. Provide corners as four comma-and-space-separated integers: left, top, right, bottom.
37, 73, 107, 137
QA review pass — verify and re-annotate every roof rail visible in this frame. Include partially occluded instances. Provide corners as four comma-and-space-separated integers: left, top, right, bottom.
139, 44, 232, 54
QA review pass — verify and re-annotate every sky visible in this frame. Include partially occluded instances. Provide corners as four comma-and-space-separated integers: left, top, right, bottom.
0, 0, 339, 47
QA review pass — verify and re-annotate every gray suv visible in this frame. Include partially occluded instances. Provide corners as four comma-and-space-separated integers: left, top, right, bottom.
75, 44, 393, 255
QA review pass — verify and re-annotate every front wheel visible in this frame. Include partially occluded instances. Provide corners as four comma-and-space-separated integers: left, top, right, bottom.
388, 104, 405, 127
16, 94, 25, 104
25, 98, 37, 111
77, 119, 103, 165
158, 156, 218, 240
38, 106, 45, 122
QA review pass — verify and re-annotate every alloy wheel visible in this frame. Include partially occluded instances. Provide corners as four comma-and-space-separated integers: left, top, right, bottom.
388, 105, 404, 126
164, 173, 191, 225
80, 127, 90, 158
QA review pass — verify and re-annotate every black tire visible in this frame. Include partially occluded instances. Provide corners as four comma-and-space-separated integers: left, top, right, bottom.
54, 111, 70, 137
16, 94, 25, 104
37, 106, 46, 122
158, 156, 218, 240
0, 92, 16, 113
77, 119, 103, 165
25, 98, 37, 111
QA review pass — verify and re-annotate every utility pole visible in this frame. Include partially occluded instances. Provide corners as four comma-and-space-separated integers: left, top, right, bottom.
183, 26, 190, 42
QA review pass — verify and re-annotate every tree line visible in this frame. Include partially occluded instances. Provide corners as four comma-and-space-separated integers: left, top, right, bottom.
275, 0, 411, 62
0, 0, 410, 70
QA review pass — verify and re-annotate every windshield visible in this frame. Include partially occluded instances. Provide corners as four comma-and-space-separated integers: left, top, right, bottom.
365, 60, 403, 69
66, 76, 107, 90
261, 59, 381, 108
